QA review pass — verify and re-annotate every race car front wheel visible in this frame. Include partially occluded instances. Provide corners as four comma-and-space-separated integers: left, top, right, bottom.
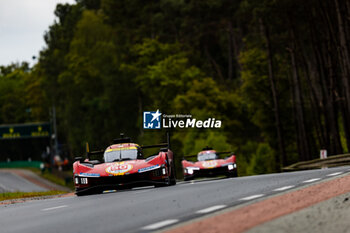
155, 156, 176, 187
226, 169, 238, 178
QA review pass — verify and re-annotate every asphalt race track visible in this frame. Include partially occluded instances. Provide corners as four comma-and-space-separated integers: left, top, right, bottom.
0, 169, 69, 193
0, 170, 48, 193
1, 166, 350, 233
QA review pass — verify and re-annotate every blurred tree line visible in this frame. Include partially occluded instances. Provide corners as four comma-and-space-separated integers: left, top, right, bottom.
1, 0, 350, 176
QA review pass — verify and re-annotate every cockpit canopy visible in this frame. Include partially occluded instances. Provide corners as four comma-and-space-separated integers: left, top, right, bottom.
197, 150, 218, 161
104, 144, 143, 162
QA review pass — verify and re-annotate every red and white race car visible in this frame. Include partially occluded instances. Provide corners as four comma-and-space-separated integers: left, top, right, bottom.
73, 136, 176, 196
182, 147, 237, 181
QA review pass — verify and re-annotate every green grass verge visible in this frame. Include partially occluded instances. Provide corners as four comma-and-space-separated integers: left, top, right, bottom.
0, 191, 67, 202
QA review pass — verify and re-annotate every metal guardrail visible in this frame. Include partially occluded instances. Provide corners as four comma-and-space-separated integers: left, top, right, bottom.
283, 153, 350, 171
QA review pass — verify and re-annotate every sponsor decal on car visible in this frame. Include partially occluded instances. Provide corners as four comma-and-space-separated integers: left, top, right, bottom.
138, 164, 161, 173
79, 173, 100, 177
201, 160, 218, 168
106, 162, 133, 176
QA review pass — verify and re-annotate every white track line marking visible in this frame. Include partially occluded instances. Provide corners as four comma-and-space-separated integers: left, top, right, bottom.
273, 185, 295, 191
327, 172, 343, 177
302, 178, 321, 183
41, 205, 67, 211
196, 205, 227, 214
142, 219, 179, 230
239, 194, 264, 201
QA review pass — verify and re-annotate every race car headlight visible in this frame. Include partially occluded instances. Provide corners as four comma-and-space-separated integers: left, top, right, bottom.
81, 177, 88, 184
185, 167, 199, 174
76, 177, 88, 184
228, 164, 234, 170
162, 168, 166, 175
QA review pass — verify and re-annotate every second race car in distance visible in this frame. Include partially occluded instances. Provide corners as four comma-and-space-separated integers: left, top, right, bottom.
73, 134, 176, 196
182, 147, 237, 181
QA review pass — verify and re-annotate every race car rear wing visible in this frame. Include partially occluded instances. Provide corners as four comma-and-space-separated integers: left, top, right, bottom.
84, 142, 104, 161
141, 131, 171, 150
74, 142, 104, 163
87, 150, 104, 160
141, 143, 168, 149
216, 151, 234, 155
74, 150, 104, 164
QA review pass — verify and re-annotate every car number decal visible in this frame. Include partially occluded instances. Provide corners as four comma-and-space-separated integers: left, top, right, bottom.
202, 160, 218, 168
106, 162, 133, 176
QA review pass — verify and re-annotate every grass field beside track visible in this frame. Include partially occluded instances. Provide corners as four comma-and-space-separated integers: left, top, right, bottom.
0, 191, 67, 202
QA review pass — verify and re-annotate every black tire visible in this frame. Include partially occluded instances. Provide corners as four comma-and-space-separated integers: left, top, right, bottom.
155, 155, 176, 187
226, 169, 238, 178
233, 169, 238, 177
154, 177, 170, 188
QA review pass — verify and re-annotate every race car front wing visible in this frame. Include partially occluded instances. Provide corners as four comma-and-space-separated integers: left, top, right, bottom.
74, 166, 169, 193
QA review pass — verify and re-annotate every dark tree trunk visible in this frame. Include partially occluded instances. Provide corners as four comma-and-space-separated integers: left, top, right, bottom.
288, 28, 311, 161
340, 103, 350, 152
309, 21, 330, 150
302, 56, 325, 150
334, 0, 350, 120
227, 22, 233, 81
259, 18, 286, 168
325, 52, 343, 154
204, 45, 225, 82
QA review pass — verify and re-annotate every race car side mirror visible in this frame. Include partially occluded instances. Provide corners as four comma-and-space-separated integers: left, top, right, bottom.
74, 157, 84, 163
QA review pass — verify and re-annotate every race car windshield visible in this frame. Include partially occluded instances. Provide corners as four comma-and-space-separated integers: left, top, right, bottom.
104, 149, 138, 162
197, 153, 218, 161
